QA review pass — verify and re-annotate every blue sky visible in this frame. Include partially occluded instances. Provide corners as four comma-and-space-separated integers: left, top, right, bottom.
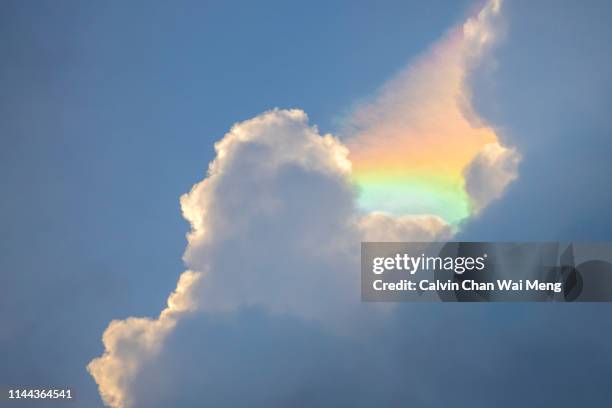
2, 1, 612, 407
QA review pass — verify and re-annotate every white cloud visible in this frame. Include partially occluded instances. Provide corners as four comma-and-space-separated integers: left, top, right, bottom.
88, 109, 451, 407
88, 2, 520, 406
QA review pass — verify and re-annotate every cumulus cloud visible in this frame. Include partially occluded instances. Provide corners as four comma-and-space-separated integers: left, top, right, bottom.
177, 108, 450, 322
88, 109, 450, 407
88, 2, 522, 406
